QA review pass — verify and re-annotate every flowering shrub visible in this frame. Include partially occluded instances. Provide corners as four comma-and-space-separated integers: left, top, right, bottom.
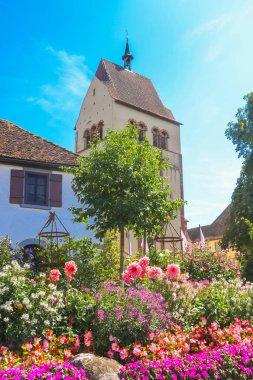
123, 257, 208, 327
122, 257, 181, 284
177, 243, 240, 281
120, 343, 253, 379
0, 361, 87, 379
0, 329, 95, 369
192, 278, 253, 326
0, 260, 96, 343
0, 261, 65, 344
91, 282, 171, 356
149, 243, 240, 282
108, 318, 253, 362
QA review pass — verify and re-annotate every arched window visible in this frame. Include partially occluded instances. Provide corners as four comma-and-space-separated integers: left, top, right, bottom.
90, 124, 97, 142
137, 122, 147, 142
160, 130, 169, 150
84, 129, 91, 149
152, 127, 160, 148
97, 120, 104, 140
128, 118, 137, 125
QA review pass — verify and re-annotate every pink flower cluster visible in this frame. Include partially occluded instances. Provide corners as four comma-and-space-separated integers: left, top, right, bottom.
49, 261, 78, 282
122, 257, 180, 284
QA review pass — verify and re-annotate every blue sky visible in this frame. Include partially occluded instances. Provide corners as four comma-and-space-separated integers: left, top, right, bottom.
1, 0, 253, 228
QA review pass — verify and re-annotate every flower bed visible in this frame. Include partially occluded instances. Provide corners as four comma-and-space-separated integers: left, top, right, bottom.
0, 240, 252, 379
0, 361, 87, 379
120, 343, 253, 379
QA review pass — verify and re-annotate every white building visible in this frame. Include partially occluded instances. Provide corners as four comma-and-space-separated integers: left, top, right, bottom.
0, 119, 91, 249
75, 42, 185, 251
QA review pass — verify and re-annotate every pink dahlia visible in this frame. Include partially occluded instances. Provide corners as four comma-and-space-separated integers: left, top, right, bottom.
147, 266, 163, 279
64, 261, 78, 277
139, 256, 150, 269
50, 269, 61, 282
166, 264, 180, 279
122, 271, 133, 284
127, 263, 143, 278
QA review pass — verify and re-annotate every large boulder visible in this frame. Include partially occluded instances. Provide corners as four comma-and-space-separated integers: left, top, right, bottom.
70, 353, 122, 380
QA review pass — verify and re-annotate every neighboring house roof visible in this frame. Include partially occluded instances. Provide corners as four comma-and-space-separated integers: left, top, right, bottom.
0, 119, 77, 167
188, 206, 231, 242
95, 59, 180, 124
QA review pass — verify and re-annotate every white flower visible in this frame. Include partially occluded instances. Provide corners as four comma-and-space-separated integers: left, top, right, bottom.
3, 317, 9, 322
44, 320, 50, 326
1, 302, 13, 312
21, 313, 29, 321
23, 298, 30, 305
31, 293, 38, 299
40, 302, 49, 309
0, 286, 9, 295
48, 284, 56, 290
31, 319, 38, 324
10, 277, 18, 285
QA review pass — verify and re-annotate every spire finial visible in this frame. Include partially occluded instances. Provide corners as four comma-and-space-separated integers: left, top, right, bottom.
122, 33, 134, 70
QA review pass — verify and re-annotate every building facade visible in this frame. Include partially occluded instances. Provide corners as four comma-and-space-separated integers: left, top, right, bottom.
75, 54, 185, 252
0, 119, 92, 249
187, 206, 235, 255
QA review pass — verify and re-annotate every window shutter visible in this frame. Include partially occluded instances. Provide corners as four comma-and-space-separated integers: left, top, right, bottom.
50, 174, 62, 207
10, 170, 24, 204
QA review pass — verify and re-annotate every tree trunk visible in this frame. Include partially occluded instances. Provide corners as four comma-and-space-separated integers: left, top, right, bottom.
143, 229, 147, 256
120, 228, 125, 274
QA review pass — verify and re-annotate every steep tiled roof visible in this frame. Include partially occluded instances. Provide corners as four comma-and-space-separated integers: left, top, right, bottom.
95, 59, 179, 124
0, 119, 77, 166
188, 206, 231, 242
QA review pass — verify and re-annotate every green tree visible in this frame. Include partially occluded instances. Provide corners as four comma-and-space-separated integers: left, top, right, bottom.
223, 93, 253, 250
225, 93, 253, 160
69, 124, 182, 273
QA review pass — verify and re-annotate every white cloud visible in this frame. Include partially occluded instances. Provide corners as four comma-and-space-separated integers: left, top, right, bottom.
188, 14, 231, 40
27, 47, 91, 123
186, 1, 253, 62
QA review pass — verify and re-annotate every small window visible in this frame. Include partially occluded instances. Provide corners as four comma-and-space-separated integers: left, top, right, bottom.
25, 173, 48, 205
93, 88, 96, 96
84, 129, 91, 149
138, 128, 145, 142
152, 128, 160, 147
160, 131, 169, 150
137, 122, 147, 142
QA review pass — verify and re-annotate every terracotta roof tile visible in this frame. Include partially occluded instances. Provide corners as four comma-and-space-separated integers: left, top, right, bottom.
188, 206, 231, 242
0, 119, 77, 166
96, 59, 179, 124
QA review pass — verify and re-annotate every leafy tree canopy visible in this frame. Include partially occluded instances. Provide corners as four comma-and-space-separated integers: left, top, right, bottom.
225, 93, 253, 160
222, 93, 253, 250
222, 167, 253, 249
69, 124, 182, 240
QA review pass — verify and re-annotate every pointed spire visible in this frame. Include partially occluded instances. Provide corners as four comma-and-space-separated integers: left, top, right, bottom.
122, 33, 134, 70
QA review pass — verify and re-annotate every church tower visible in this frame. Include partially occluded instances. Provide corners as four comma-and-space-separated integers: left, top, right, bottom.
74, 42, 185, 252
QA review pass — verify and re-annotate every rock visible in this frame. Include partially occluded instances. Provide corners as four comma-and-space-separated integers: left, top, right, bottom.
71, 353, 122, 380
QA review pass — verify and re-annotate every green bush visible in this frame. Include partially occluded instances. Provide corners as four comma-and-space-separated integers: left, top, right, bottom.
191, 278, 253, 327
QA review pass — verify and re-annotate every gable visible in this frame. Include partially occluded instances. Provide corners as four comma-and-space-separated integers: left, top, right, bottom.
95, 59, 179, 124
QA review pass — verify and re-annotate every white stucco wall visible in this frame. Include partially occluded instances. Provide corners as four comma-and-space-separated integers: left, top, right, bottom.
0, 163, 95, 247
